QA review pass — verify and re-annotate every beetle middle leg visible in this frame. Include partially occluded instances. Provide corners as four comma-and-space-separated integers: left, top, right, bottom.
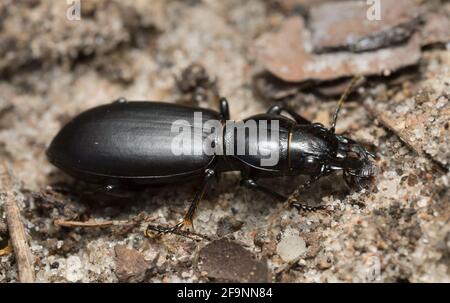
219, 97, 230, 120
241, 177, 327, 211
146, 168, 216, 235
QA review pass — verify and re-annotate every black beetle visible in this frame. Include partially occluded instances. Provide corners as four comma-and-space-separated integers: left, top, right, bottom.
47, 78, 376, 233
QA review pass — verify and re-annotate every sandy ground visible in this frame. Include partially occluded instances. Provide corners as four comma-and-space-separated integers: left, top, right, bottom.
0, 0, 449, 282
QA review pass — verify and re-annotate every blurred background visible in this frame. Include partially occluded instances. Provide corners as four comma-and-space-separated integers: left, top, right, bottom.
0, 0, 449, 283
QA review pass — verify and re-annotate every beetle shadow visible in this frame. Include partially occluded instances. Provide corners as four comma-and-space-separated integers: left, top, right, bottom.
45, 169, 210, 221
253, 173, 353, 207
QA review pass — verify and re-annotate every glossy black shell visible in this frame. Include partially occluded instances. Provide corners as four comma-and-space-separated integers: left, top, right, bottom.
223, 113, 293, 174
47, 101, 222, 185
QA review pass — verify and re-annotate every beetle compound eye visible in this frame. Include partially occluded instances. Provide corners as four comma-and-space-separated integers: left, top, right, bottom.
361, 160, 378, 178
347, 151, 360, 159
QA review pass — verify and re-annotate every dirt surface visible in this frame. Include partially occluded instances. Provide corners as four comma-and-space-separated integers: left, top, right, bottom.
0, 0, 449, 282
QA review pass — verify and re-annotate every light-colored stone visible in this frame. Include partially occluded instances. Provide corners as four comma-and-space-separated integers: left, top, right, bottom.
276, 227, 307, 262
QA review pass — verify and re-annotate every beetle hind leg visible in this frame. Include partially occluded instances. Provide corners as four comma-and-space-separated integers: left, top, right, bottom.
145, 168, 216, 238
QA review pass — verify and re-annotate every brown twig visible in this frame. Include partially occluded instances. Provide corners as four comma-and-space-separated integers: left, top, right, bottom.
0, 161, 35, 283
53, 213, 152, 228
54, 219, 115, 228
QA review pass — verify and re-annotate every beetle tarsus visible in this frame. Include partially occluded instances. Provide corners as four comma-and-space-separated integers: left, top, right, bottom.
290, 202, 329, 212
146, 221, 185, 234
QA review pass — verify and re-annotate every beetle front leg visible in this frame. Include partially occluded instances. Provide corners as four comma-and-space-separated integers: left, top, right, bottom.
146, 168, 216, 235
287, 174, 330, 212
240, 177, 327, 212
240, 178, 287, 202
266, 175, 330, 231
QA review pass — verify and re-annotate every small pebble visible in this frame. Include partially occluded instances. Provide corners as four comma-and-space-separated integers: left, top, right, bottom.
66, 256, 83, 282
276, 227, 307, 262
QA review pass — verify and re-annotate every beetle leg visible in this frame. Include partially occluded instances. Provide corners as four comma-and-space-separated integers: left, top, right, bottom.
240, 178, 287, 202
219, 97, 230, 120
267, 104, 311, 125
146, 168, 216, 235
146, 221, 185, 234
287, 175, 329, 212
290, 202, 328, 212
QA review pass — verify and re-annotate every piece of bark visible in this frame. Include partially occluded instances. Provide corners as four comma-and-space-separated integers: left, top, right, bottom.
114, 245, 150, 283
309, 0, 422, 53
197, 238, 269, 282
0, 161, 35, 282
256, 17, 422, 83
421, 11, 450, 46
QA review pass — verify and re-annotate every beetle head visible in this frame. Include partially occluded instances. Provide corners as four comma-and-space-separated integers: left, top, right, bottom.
334, 135, 378, 190
342, 157, 378, 190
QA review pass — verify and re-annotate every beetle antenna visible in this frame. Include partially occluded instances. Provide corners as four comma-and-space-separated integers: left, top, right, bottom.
330, 75, 364, 133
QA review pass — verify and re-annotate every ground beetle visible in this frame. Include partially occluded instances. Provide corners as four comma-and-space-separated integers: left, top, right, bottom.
47, 77, 376, 234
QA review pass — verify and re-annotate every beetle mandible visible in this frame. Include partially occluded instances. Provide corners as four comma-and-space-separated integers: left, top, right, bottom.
47, 77, 377, 234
